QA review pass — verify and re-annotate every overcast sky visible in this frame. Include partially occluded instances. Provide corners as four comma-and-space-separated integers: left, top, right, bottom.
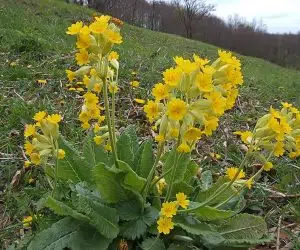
212, 0, 300, 34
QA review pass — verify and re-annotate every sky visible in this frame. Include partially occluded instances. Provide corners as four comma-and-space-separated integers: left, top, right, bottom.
212, 0, 300, 34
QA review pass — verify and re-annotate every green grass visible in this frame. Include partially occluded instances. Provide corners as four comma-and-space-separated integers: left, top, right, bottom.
0, 0, 300, 247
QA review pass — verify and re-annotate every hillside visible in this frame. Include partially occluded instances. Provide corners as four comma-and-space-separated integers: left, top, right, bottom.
0, 0, 300, 247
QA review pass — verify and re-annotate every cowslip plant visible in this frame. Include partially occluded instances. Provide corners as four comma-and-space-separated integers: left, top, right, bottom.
22, 15, 300, 250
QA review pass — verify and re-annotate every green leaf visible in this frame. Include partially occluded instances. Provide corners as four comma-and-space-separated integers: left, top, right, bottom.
93, 163, 129, 203
83, 133, 109, 167
116, 198, 143, 221
173, 214, 218, 236
196, 177, 236, 206
215, 214, 268, 240
163, 149, 190, 184
28, 217, 111, 250
45, 136, 91, 183
183, 161, 199, 184
191, 205, 235, 221
200, 170, 213, 190
123, 125, 139, 153
120, 206, 159, 240
117, 132, 134, 166
137, 139, 154, 178
141, 237, 166, 250
170, 181, 194, 198
221, 235, 274, 248
118, 160, 146, 193
45, 196, 119, 239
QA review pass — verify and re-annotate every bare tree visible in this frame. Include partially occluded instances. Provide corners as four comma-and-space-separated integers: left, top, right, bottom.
173, 0, 215, 38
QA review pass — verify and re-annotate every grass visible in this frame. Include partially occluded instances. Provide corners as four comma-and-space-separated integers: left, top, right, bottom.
0, 0, 300, 248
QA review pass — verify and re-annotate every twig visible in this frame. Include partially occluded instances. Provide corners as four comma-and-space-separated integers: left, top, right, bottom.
262, 186, 300, 198
276, 215, 282, 250
13, 89, 25, 101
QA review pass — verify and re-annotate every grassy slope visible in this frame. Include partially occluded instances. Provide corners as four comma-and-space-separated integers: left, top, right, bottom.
0, 0, 300, 246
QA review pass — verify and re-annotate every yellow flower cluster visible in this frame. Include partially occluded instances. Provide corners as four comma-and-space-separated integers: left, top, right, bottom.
24, 111, 65, 165
226, 167, 254, 189
235, 103, 300, 159
157, 192, 189, 234
144, 50, 243, 152
66, 15, 123, 153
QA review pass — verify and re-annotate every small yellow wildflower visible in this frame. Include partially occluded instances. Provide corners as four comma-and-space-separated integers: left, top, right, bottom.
155, 135, 165, 143
22, 216, 33, 228
28, 178, 35, 184
130, 81, 140, 88
58, 149, 66, 160
24, 161, 31, 168
161, 202, 177, 218
66, 69, 76, 82
246, 178, 254, 189
93, 83, 102, 93
157, 216, 174, 235
176, 192, 189, 209
196, 72, 213, 92
169, 128, 179, 138
167, 98, 187, 121
226, 167, 245, 180
274, 141, 285, 157
108, 83, 119, 93
177, 143, 191, 153
33, 111, 47, 122
24, 141, 34, 155
105, 29, 123, 44
144, 100, 160, 123
94, 135, 103, 145
263, 162, 273, 171
66, 21, 83, 35
163, 67, 182, 87
104, 144, 112, 151
155, 177, 167, 195
37, 79, 47, 84
81, 122, 90, 129
108, 51, 119, 61
152, 83, 169, 101
47, 114, 62, 124
24, 124, 35, 138
184, 127, 202, 141
134, 98, 145, 104
234, 131, 253, 144
89, 20, 108, 34
281, 102, 292, 108
30, 153, 41, 165
76, 49, 89, 66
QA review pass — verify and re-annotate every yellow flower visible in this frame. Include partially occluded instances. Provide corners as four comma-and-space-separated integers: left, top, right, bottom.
104, 143, 112, 151
274, 141, 285, 157
76, 49, 89, 66
193, 54, 210, 68
95, 15, 111, 23
47, 114, 62, 124
66, 21, 83, 35
94, 135, 103, 145
108, 83, 119, 93
234, 131, 253, 144
174, 57, 198, 74
155, 135, 165, 143
155, 177, 167, 195
28, 178, 35, 184
152, 83, 169, 101
246, 178, 254, 189
24, 160, 31, 168
205, 91, 226, 115
37, 79, 47, 84
89, 20, 108, 34
281, 102, 292, 108
108, 51, 119, 61
144, 100, 160, 123
58, 149, 65, 159
167, 98, 187, 121
184, 127, 202, 141
81, 122, 90, 129
76, 30, 91, 49
130, 81, 140, 88
161, 202, 177, 218
196, 72, 213, 92
169, 127, 179, 138
24, 141, 34, 155
66, 70, 76, 82
79, 111, 90, 123
157, 216, 174, 235
33, 111, 47, 122
105, 29, 123, 44
76, 87, 85, 92
93, 83, 102, 93
134, 98, 145, 104
263, 162, 273, 171
177, 143, 191, 153
203, 116, 219, 136
226, 167, 245, 180
24, 124, 35, 138
84, 92, 99, 107
30, 153, 41, 165
176, 192, 189, 209
163, 67, 182, 87
22, 216, 33, 228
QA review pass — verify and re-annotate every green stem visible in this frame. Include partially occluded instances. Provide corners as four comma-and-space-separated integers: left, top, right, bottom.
142, 143, 164, 199
103, 77, 119, 167
149, 167, 173, 191
111, 91, 117, 150
165, 151, 181, 201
